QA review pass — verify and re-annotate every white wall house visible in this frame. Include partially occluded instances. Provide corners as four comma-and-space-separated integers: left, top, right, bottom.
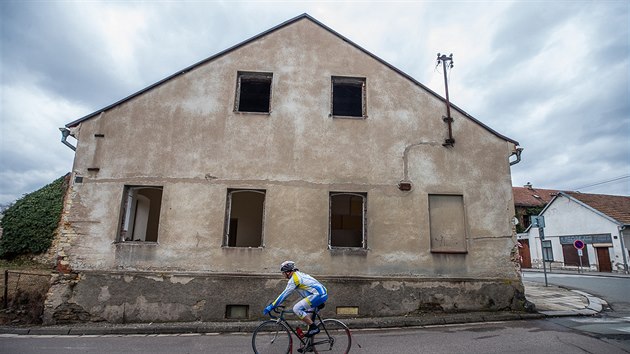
518, 191, 630, 273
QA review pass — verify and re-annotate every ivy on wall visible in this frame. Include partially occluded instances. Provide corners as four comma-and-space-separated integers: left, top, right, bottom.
0, 175, 69, 259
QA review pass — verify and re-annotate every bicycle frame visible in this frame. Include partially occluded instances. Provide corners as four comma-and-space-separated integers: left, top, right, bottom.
255, 305, 352, 354
269, 306, 316, 346
268, 306, 328, 350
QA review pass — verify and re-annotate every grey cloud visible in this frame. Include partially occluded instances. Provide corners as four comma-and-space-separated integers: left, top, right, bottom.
1, 3, 133, 108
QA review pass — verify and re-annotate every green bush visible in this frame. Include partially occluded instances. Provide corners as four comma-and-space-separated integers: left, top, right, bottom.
0, 175, 69, 259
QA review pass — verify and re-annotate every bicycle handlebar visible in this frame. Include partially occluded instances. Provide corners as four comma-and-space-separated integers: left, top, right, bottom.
266, 304, 321, 319
266, 305, 286, 319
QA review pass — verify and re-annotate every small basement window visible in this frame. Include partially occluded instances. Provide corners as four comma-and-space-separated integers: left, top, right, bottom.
226, 305, 249, 319
331, 76, 366, 118
224, 189, 265, 247
118, 186, 163, 242
235, 72, 273, 113
336, 306, 359, 316
428, 194, 467, 253
329, 192, 367, 248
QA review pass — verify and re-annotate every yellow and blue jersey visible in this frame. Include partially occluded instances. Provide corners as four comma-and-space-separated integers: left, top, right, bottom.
272, 271, 327, 307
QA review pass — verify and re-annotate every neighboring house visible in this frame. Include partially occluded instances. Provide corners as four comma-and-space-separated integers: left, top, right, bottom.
518, 191, 630, 273
46, 14, 524, 324
512, 184, 559, 268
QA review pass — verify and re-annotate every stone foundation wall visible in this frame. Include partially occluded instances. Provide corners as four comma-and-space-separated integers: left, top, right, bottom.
43, 271, 526, 325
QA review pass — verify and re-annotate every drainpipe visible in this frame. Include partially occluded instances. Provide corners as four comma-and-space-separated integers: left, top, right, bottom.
619, 225, 629, 274
509, 147, 523, 166
59, 127, 76, 151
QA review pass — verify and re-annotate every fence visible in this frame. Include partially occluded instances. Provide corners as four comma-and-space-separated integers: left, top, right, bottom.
2, 270, 52, 310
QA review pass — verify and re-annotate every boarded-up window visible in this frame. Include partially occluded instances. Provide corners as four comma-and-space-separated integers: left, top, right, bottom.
118, 186, 163, 242
428, 194, 467, 253
224, 189, 265, 247
329, 192, 366, 248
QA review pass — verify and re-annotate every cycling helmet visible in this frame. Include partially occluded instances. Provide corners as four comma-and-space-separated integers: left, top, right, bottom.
280, 261, 297, 273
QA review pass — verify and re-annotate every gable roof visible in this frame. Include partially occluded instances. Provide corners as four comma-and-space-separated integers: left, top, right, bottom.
561, 191, 630, 226
512, 186, 559, 207
64, 14, 518, 146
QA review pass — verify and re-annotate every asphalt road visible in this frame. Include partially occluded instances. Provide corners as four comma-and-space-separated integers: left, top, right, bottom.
523, 271, 630, 346
1, 319, 628, 354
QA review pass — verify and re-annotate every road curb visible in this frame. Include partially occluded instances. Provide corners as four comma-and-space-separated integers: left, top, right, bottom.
0, 311, 544, 336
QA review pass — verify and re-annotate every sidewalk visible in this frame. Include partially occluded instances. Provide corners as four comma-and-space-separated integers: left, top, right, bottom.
0, 277, 610, 336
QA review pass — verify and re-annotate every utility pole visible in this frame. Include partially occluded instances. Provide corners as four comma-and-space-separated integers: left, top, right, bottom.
437, 53, 455, 147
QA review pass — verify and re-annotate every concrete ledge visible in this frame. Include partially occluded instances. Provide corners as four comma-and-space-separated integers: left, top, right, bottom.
28, 327, 71, 335
0, 328, 30, 335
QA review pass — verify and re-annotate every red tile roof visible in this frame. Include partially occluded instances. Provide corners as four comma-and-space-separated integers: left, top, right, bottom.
513, 186, 559, 207
564, 192, 630, 225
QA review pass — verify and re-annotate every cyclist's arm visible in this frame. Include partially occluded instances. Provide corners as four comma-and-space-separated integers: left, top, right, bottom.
271, 278, 297, 307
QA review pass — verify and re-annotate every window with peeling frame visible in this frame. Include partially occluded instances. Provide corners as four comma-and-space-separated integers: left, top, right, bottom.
329, 192, 367, 248
118, 186, 163, 242
224, 189, 266, 247
235, 72, 273, 113
331, 76, 366, 118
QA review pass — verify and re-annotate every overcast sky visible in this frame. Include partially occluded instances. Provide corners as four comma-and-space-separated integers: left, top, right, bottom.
1, 1, 628, 205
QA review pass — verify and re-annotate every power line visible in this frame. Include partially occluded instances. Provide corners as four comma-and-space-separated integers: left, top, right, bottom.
573, 174, 630, 191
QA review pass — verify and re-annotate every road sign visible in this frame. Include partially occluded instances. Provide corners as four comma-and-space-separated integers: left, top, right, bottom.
577, 249, 583, 257
530, 215, 545, 228
573, 239, 585, 250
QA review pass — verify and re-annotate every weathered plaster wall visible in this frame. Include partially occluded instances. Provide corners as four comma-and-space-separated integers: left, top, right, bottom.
43, 271, 525, 325
50, 18, 522, 323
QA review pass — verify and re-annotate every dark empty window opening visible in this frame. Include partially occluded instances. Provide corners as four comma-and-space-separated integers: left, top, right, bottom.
329, 192, 367, 248
224, 189, 265, 247
332, 76, 366, 117
236, 72, 272, 113
226, 305, 249, 319
118, 186, 163, 242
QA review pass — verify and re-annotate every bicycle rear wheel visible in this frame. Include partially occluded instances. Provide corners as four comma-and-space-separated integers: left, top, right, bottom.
314, 319, 351, 353
252, 320, 292, 354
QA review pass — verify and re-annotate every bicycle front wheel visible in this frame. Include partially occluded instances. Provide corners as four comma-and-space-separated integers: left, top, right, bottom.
252, 320, 292, 354
314, 319, 352, 353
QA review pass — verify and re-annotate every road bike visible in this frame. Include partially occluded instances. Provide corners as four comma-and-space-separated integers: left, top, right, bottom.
252, 304, 352, 353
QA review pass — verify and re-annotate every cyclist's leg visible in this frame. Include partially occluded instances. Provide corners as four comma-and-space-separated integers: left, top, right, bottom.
295, 294, 327, 336
293, 297, 312, 322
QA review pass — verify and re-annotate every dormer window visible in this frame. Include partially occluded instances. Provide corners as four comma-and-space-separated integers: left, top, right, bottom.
331, 76, 366, 118
235, 72, 273, 113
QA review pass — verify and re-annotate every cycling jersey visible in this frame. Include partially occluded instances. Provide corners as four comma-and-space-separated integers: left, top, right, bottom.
272, 271, 328, 318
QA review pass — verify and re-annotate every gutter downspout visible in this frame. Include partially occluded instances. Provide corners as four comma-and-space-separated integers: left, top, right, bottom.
509, 146, 523, 166
59, 127, 76, 151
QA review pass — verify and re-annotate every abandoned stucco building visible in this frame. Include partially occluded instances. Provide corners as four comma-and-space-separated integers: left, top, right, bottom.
47, 14, 524, 324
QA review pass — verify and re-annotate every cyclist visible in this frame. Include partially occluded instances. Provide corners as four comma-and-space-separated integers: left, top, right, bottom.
263, 261, 328, 337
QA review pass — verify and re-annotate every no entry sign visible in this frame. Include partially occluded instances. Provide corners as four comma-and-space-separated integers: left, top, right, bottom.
573, 239, 585, 250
